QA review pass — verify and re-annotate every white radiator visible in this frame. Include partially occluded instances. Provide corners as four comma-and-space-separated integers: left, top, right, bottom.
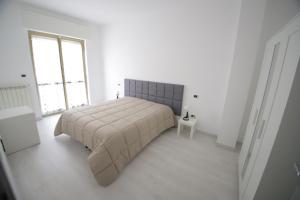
0, 85, 33, 110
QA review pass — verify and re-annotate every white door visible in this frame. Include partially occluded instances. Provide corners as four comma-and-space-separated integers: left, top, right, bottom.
239, 14, 300, 200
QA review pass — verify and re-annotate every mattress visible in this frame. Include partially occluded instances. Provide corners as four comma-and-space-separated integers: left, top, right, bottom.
54, 97, 176, 186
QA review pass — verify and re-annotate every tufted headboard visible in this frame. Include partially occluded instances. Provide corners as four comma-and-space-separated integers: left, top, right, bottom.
124, 79, 184, 116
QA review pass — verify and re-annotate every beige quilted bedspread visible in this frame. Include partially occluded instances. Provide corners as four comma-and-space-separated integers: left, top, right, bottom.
54, 97, 176, 186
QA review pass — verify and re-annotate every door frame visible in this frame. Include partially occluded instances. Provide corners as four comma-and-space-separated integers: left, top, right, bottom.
28, 30, 89, 116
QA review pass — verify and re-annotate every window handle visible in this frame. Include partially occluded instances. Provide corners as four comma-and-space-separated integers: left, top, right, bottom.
258, 119, 266, 139
253, 109, 259, 125
38, 83, 51, 86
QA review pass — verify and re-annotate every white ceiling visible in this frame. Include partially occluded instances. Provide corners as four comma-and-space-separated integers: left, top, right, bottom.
17, 0, 183, 24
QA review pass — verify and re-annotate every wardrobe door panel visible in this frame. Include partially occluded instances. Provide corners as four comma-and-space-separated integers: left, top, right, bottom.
239, 40, 283, 179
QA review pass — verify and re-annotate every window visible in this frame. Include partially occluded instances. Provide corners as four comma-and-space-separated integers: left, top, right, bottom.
29, 31, 89, 115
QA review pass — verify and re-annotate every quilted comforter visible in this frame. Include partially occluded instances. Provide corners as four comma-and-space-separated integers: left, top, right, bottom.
54, 97, 176, 186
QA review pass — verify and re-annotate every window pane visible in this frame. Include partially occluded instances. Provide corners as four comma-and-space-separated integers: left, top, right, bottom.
66, 82, 87, 108
38, 84, 66, 114
61, 40, 88, 108
31, 36, 66, 114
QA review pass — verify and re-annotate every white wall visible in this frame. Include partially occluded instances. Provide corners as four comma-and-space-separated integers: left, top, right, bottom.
0, 1, 42, 116
0, 1, 104, 118
217, 0, 267, 147
102, 0, 241, 135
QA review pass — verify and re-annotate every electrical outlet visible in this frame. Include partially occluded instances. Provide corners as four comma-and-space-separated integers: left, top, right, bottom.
193, 94, 198, 98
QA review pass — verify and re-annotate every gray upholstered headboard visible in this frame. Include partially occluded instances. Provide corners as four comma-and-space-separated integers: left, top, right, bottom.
124, 79, 184, 116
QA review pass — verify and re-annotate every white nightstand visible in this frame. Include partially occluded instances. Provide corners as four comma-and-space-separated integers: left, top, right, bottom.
177, 118, 197, 139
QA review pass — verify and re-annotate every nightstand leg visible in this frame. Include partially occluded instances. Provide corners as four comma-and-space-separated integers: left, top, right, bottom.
177, 123, 181, 136
190, 126, 195, 139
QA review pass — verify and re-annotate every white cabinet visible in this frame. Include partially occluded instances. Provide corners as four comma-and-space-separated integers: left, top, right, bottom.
239, 14, 300, 200
0, 106, 40, 154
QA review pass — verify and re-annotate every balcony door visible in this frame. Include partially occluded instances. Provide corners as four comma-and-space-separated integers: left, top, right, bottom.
29, 31, 88, 116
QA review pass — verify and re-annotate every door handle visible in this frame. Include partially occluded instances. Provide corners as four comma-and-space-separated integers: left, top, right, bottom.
0, 136, 6, 152
258, 119, 266, 139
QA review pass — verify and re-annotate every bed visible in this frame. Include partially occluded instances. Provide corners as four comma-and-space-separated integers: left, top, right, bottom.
54, 79, 184, 186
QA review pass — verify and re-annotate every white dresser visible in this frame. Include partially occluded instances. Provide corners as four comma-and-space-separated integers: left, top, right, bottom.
0, 106, 40, 155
